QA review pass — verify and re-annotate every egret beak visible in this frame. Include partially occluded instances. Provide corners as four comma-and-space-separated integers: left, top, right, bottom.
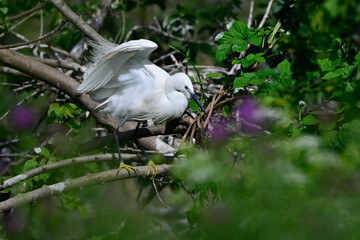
188, 90, 208, 116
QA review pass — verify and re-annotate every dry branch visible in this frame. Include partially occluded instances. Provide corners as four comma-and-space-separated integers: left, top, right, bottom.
47, 0, 107, 43
0, 18, 66, 49
0, 153, 146, 190
0, 164, 171, 213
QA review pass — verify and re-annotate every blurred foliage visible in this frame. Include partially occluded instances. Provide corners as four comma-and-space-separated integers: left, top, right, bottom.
1, 0, 360, 239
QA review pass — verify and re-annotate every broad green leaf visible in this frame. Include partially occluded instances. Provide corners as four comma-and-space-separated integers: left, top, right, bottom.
247, 32, 262, 46
277, 59, 291, 76
302, 114, 319, 125
0, 7, 7, 14
229, 21, 249, 39
323, 68, 342, 79
339, 120, 360, 145
206, 73, 224, 78
23, 159, 39, 171
233, 73, 255, 88
232, 40, 247, 52
216, 43, 232, 63
34, 147, 51, 158
233, 77, 249, 88
317, 58, 335, 72
242, 54, 256, 68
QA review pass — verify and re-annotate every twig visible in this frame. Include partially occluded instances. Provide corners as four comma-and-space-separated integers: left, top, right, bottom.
0, 164, 171, 213
0, 153, 145, 190
0, 11, 38, 39
0, 153, 34, 158
48, 0, 107, 44
39, 8, 44, 40
0, 66, 29, 77
0, 2, 46, 25
125, 25, 215, 45
258, 0, 274, 28
151, 178, 170, 208
115, 10, 126, 44
247, 0, 255, 28
0, 19, 66, 49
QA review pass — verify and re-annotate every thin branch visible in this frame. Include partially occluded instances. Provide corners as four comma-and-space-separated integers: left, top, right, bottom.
125, 25, 215, 45
0, 164, 171, 213
0, 19, 66, 49
33, 57, 86, 72
258, 0, 274, 28
2, 2, 47, 23
0, 11, 38, 38
247, 0, 255, 28
0, 153, 146, 190
115, 10, 126, 44
47, 0, 107, 44
0, 66, 29, 77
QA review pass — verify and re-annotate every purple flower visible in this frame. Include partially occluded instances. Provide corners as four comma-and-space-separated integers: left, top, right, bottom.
206, 115, 228, 140
11, 106, 34, 131
234, 98, 262, 133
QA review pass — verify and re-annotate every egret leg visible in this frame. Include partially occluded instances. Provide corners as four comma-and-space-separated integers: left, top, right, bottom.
133, 122, 157, 179
115, 118, 136, 174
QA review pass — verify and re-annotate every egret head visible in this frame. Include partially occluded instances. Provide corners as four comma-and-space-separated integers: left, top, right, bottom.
171, 72, 207, 115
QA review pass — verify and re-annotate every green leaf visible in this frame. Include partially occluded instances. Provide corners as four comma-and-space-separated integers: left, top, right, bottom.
34, 147, 51, 158
302, 114, 319, 125
0, 7, 7, 14
229, 21, 249, 39
23, 159, 39, 171
277, 59, 291, 76
247, 32, 262, 46
216, 43, 232, 63
77, 205, 88, 218
339, 120, 360, 145
221, 104, 230, 117
322, 69, 342, 79
242, 54, 256, 68
233, 77, 249, 88
232, 40, 247, 52
206, 73, 224, 78
317, 58, 335, 72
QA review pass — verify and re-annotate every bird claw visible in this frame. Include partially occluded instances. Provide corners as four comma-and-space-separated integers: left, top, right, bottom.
147, 160, 157, 179
117, 162, 136, 174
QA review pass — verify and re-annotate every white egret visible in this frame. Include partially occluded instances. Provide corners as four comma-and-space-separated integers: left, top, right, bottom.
77, 39, 207, 177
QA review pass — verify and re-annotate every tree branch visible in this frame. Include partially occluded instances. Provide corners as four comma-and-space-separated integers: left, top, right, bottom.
0, 164, 171, 213
0, 2, 47, 24
47, 0, 107, 44
258, 0, 274, 28
0, 18, 66, 49
0, 153, 147, 190
78, 124, 188, 153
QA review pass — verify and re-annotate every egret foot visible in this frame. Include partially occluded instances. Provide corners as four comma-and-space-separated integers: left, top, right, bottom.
147, 160, 157, 179
117, 162, 136, 174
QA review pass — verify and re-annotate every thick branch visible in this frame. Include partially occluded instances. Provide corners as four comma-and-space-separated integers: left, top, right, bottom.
47, 0, 107, 44
0, 164, 171, 213
79, 124, 188, 153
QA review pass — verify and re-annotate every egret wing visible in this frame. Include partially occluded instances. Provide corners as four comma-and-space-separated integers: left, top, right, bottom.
78, 39, 158, 92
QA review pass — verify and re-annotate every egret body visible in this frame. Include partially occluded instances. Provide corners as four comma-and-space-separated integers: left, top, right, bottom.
77, 39, 206, 176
